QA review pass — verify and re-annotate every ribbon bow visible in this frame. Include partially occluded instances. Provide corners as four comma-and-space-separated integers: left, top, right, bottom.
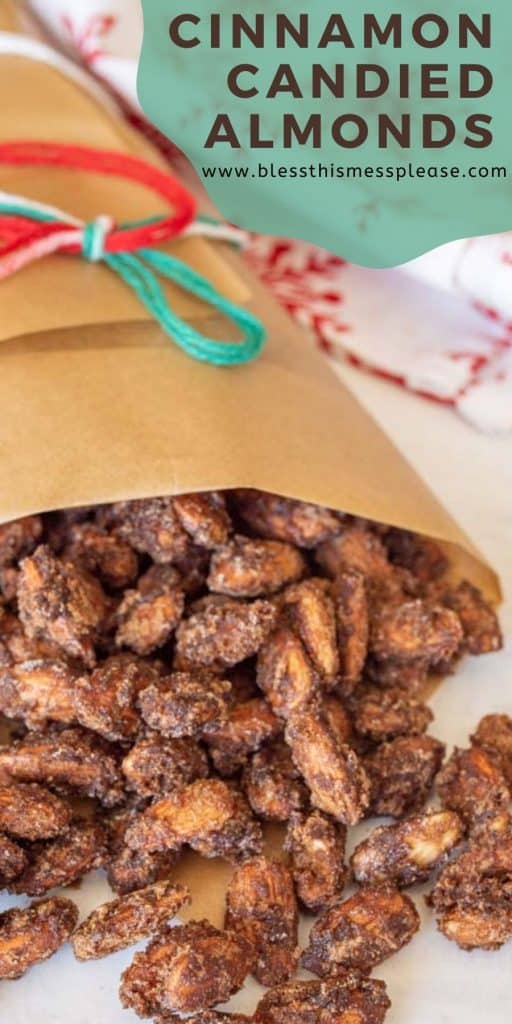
0, 141, 266, 367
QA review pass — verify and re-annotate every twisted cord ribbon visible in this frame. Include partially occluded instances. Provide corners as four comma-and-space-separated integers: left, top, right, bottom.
0, 141, 265, 366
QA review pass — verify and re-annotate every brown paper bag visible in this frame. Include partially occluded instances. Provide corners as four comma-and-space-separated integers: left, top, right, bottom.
0, 0, 500, 928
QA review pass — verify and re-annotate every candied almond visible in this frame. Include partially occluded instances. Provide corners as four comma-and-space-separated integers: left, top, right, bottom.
285, 809, 347, 914
436, 744, 511, 835
0, 657, 79, 729
0, 782, 71, 841
0, 727, 124, 807
365, 734, 445, 818
471, 713, 512, 786
11, 819, 107, 896
351, 809, 464, 888
205, 697, 282, 776
370, 599, 463, 666
0, 612, 62, 667
286, 703, 369, 825
122, 732, 208, 799
0, 515, 42, 568
353, 687, 433, 742
72, 879, 190, 959
108, 497, 189, 563
120, 919, 252, 1017
74, 653, 158, 741
105, 814, 180, 895
64, 521, 138, 589
257, 626, 318, 719
18, 545, 110, 667
316, 525, 391, 581
331, 568, 369, 692
126, 778, 262, 862
176, 596, 276, 670
173, 491, 231, 549
234, 490, 341, 548
115, 565, 185, 656
243, 739, 307, 822
225, 855, 299, 986
302, 885, 420, 975
282, 578, 339, 683
254, 974, 391, 1024
138, 670, 231, 738
430, 833, 512, 950
384, 528, 448, 584
208, 535, 305, 598
107, 846, 179, 897
440, 580, 502, 655
0, 896, 78, 980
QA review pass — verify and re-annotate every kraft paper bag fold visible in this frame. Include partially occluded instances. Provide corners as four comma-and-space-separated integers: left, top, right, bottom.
0, 0, 502, 942
0, 0, 500, 620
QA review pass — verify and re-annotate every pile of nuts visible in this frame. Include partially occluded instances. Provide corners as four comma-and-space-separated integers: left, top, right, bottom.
0, 489, 508, 1023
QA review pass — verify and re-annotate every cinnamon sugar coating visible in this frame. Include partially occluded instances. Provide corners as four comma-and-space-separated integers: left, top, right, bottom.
138, 670, 232, 739
0, 781, 72, 841
125, 778, 263, 862
64, 521, 138, 589
365, 735, 445, 818
18, 545, 110, 667
225, 856, 300, 986
243, 739, 307, 822
0, 491, 504, 1008
0, 832, 28, 885
257, 626, 318, 719
353, 687, 433, 742
208, 535, 306, 598
120, 919, 252, 1017
0, 727, 124, 806
115, 565, 185, 655
176, 596, 277, 670
471, 714, 512, 786
0, 657, 80, 729
302, 886, 420, 975
429, 834, 512, 950
286, 703, 370, 825
11, 819, 107, 896
72, 880, 190, 960
254, 973, 391, 1024
0, 897, 78, 979
285, 809, 347, 913
436, 744, 511, 835
74, 653, 158, 741
121, 732, 208, 798
234, 490, 341, 548
204, 697, 282, 776
0, 515, 42, 568
282, 578, 339, 684
351, 810, 464, 888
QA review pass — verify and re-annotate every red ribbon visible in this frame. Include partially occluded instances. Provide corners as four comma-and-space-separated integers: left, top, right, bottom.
0, 140, 197, 257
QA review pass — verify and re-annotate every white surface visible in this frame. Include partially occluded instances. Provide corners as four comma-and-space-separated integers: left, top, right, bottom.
1, 3, 510, 1017
0, 370, 510, 1021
